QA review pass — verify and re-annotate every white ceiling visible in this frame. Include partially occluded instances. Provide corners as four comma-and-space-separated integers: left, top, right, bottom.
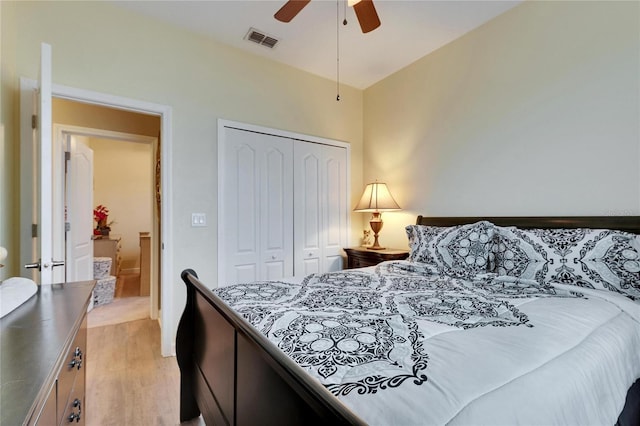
111, 0, 522, 89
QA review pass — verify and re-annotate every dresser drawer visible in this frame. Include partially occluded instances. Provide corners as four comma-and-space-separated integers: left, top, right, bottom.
60, 383, 84, 425
57, 316, 86, 425
349, 255, 377, 269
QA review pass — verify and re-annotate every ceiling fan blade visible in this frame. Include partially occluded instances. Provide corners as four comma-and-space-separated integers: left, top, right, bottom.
353, 0, 381, 33
274, 0, 311, 23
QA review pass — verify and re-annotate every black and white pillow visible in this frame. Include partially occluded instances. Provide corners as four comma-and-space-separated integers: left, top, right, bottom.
490, 226, 640, 301
488, 226, 548, 281
405, 221, 495, 278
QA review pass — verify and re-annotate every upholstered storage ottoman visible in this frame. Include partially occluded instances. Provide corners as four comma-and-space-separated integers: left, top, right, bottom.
93, 276, 116, 307
93, 257, 112, 279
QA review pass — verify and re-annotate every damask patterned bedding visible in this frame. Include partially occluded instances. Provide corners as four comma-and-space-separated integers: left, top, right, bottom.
215, 260, 640, 425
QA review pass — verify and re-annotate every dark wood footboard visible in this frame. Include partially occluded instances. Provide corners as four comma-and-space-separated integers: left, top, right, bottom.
176, 269, 365, 426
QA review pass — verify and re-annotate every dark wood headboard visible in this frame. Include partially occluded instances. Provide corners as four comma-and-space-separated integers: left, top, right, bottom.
416, 216, 640, 234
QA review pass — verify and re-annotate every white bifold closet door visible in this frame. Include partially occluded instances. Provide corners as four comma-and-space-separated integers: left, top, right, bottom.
220, 124, 348, 287
222, 128, 294, 285
293, 142, 347, 276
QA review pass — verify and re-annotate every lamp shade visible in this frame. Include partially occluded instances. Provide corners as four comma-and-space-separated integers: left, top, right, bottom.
354, 182, 401, 212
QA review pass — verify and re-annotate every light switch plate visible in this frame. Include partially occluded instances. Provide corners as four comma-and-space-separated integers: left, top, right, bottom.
191, 213, 207, 227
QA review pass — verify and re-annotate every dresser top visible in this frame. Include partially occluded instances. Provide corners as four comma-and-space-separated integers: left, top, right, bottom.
1, 281, 94, 425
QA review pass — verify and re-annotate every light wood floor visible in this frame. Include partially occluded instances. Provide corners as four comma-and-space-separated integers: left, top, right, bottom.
87, 318, 184, 425
88, 296, 149, 328
86, 274, 204, 425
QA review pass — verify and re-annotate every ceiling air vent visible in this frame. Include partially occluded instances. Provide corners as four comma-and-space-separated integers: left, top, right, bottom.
245, 28, 279, 49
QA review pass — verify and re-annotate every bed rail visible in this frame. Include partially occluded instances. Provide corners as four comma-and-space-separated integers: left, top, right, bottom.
176, 269, 365, 426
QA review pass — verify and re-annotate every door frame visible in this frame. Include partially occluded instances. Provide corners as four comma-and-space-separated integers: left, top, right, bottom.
54, 124, 160, 320
20, 78, 174, 356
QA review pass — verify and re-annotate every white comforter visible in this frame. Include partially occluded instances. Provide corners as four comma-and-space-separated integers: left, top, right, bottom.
214, 261, 640, 425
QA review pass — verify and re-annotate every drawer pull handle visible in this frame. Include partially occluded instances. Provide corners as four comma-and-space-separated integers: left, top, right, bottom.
68, 399, 82, 422
68, 347, 83, 370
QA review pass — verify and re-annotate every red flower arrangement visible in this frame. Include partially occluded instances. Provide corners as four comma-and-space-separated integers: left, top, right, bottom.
93, 205, 111, 236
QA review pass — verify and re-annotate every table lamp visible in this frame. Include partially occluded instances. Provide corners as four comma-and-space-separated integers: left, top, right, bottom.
354, 181, 401, 250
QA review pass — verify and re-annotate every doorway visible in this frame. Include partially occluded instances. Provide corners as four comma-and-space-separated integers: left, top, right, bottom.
54, 118, 160, 321
19, 78, 174, 356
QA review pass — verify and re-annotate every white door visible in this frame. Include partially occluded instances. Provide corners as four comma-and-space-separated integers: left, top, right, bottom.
294, 143, 322, 276
22, 43, 60, 284
320, 144, 348, 272
65, 135, 94, 281
220, 127, 293, 286
294, 143, 348, 276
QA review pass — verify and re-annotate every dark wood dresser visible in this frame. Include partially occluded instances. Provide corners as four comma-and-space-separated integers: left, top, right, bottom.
1, 280, 95, 425
344, 247, 410, 269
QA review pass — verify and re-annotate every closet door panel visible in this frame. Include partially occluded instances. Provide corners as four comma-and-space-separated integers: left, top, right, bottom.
221, 128, 292, 286
294, 145, 322, 276
236, 145, 258, 255
261, 144, 293, 280
224, 137, 260, 286
234, 264, 258, 284
300, 257, 320, 276
322, 146, 348, 272
294, 143, 348, 276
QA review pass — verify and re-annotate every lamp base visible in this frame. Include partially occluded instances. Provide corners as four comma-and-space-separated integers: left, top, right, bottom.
368, 213, 385, 250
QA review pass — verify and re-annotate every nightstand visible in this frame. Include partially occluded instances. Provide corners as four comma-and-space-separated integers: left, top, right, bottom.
344, 247, 409, 269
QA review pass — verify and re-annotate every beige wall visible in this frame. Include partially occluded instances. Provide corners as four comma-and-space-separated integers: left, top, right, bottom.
53, 98, 160, 137
0, 2, 18, 280
364, 0, 640, 249
1, 1, 363, 339
90, 137, 153, 272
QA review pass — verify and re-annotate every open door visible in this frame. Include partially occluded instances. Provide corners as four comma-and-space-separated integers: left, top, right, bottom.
65, 135, 94, 281
22, 43, 64, 284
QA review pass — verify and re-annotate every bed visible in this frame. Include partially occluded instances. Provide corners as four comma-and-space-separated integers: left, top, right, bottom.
176, 216, 640, 425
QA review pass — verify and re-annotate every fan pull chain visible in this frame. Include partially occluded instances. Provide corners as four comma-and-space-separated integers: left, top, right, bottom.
336, 0, 340, 101
343, 0, 348, 25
